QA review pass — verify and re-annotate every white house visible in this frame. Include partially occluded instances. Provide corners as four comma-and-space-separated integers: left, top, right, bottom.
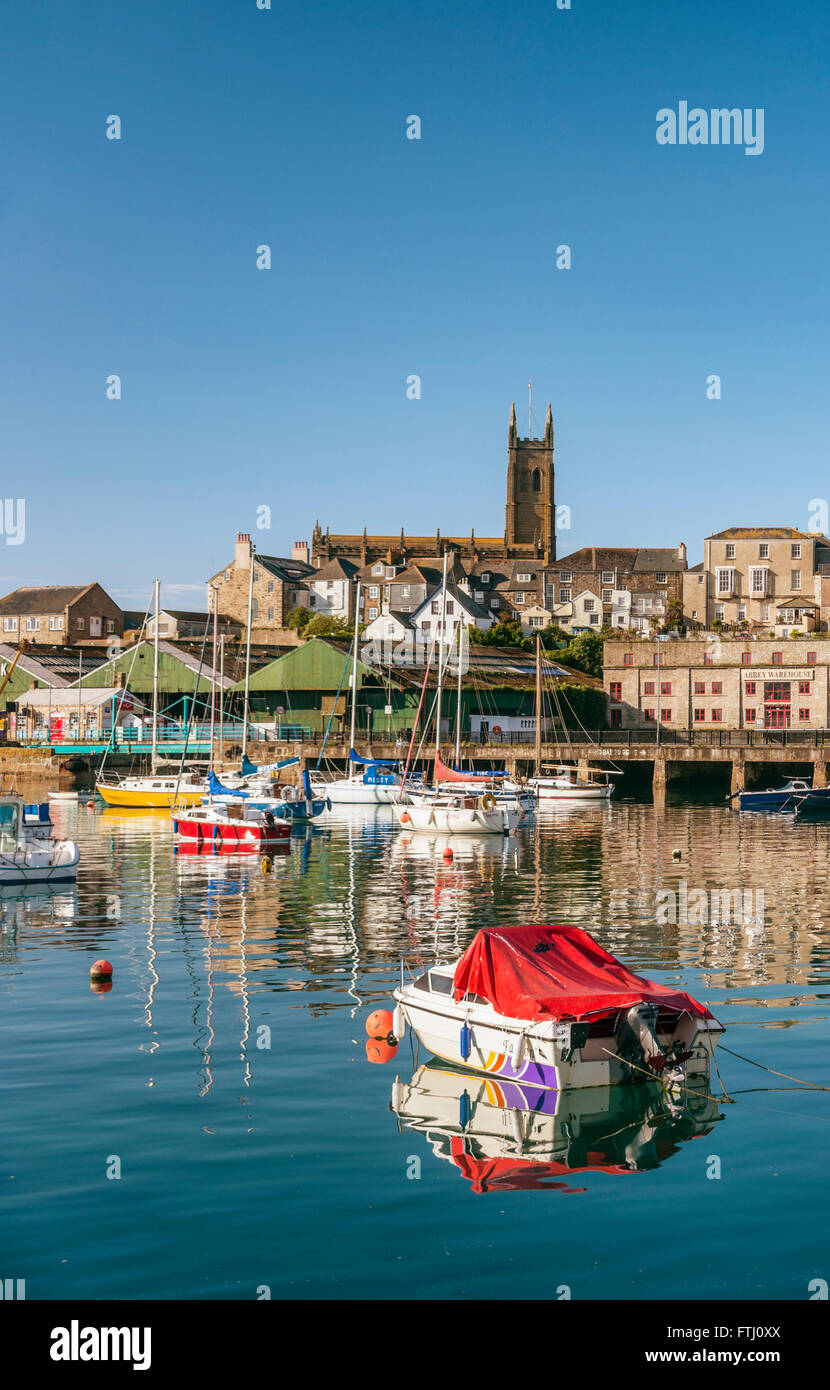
409, 582, 493, 645
571, 590, 603, 632
519, 603, 553, 636
307, 557, 357, 621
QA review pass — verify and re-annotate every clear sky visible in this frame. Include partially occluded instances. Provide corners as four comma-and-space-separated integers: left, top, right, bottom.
2, 0, 829, 609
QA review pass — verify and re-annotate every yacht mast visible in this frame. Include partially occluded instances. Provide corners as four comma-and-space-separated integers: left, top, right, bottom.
454, 620, 463, 768
151, 578, 160, 774
242, 543, 255, 760
535, 633, 542, 779
348, 581, 361, 770
210, 588, 218, 773
434, 550, 449, 777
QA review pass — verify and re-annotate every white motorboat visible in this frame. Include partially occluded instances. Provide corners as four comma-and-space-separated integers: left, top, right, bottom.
48, 790, 80, 802
530, 765, 615, 801
171, 800, 292, 847
391, 1062, 723, 1191
390, 923, 723, 1092
403, 758, 535, 813
311, 762, 404, 805
0, 795, 80, 885
395, 792, 526, 836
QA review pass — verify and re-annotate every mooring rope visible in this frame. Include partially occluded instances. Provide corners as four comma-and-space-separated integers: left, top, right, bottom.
719, 1044, 830, 1092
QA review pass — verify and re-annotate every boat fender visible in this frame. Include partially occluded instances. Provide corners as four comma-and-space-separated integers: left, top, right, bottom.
460, 1022, 472, 1061
172, 820, 178, 835
511, 1109, 524, 1149
326, 798, 332, 811
392, 1004, 404, 1040
400, 811, 411, 824
392, 1076, 405, 1113
510, 1031, 525, 1070
459, 1089, 472, 1130
482, 793, 496, 810
212, 823, 220, 840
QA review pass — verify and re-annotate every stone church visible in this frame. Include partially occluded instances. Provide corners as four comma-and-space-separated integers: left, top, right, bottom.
311, 402, 556, 568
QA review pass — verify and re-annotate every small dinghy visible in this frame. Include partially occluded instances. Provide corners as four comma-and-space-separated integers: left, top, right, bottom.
0, 795, 80, 885
391, 924, 723, 1092
733, 778, 830, 813
48, 790, 80, 802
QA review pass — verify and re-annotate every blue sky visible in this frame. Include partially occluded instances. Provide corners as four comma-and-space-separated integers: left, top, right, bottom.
2, 0, 829, 608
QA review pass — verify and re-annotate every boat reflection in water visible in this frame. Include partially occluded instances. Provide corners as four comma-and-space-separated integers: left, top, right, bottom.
391, 1062, 723, 1194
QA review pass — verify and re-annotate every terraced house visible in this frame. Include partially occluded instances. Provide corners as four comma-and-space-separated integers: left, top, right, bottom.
545, 545, 687, 634
683, 526, 830, 632
0, 583, 123, 646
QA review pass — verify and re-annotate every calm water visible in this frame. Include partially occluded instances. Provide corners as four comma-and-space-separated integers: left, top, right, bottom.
2, 784, 829, 1300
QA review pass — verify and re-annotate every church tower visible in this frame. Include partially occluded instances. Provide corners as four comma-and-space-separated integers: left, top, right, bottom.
505, 401, 555, 562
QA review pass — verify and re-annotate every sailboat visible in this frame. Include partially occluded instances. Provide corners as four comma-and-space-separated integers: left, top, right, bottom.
394, 559, 527, 836
526, 634, 618, 801
308, 581, 405, 805
96, 581, 208, 808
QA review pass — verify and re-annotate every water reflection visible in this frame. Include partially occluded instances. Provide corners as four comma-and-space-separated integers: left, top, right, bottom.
392, 1062, 723, 1193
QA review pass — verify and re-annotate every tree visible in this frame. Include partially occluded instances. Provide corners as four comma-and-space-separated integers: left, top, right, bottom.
304, 614, 353, 638
286, 606, 311, 633
560, 631, 604, 679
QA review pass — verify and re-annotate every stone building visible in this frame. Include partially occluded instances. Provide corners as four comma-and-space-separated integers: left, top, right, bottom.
311, 402, 557, 568
683, 526, 830, 632
0, 583, 123, 647
208, 533, 314, 641
605, 636, 830, 731
545, 546, 687, 634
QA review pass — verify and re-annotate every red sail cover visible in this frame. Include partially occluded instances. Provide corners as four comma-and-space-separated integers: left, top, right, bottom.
452, 924, 713, 1023
434, 753, 492, 783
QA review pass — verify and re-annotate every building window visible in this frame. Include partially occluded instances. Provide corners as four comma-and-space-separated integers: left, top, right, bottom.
765, 681, 790, 702
799, 680, 811, 694
601, 571, 614, 583
446, 601, 454, 615
517, 572, 532, 582
694, 681, 705, 694
660, 682, 672, 695
792, 543, 801, 558
760, 604, 770, 621
373, 564, 384, 576
480, 572, 490, 584
799, 708, 810, 721
791, 570, 802, 590
105, 619, 114, 633
741, 651, 751, 665
750, 568, 768, 595
771, 651, 783, 665
711, 681, 723, 694
623, 653, 633, 665
474, 591, 484, 603
560, 571, 572, 582
3, 617, 18, 631
759, 543, 769, 559
610, 708, 622, 728
655, 572, 668, 584
644, 681, 655, 694
583, 599, 594, 612
267, 581, 274, 594
431, 600, 440, 614
660, 709, 672, 721
75, 617, 85, 630
745, 708, 756, 721
711, 708, 723, 722
694, 708, 705, 722
643, 708, 655, 722
559, 588, 572, 602
703, 651, 713, 666
368, 585, 379, 599
26, 617, 40, 631
602, 589, 612, 603
725, 543, 735, 559
737, 607, 746, 622
368, 606, 378, 620
267, 607, 275, 621
529, 615, 544, 627
515, 592, 526, 605
589, 613, 600, 624
609, 682, 622, 701
49, 616, 64, 630
251, 599, 258, 620
652, 654, 661, 666
745, 681, 756, 695
401, 585, 410, 598
807, 651, 817, 664
714, 605, 725, 623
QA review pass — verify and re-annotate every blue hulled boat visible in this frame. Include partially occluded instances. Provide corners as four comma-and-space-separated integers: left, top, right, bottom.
735, 778, 830, 813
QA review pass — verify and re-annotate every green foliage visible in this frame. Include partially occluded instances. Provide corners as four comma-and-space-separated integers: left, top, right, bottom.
286, 606, 312, 633
558, 631, 604, 679
551, 683, 608, 729
303, 614, 353, 638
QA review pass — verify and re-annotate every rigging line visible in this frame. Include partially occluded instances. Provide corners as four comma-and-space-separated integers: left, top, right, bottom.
719, 1043, 830, 1091
172, 617, 211, 810
96, 593, 155, 780
316, 647, 352, 771
401, 634, 437, 787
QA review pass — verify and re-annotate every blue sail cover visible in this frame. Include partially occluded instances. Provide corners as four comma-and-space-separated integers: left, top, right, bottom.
208, 770, 250, 799
241, 755, 300, 777
349, 748, 400, 767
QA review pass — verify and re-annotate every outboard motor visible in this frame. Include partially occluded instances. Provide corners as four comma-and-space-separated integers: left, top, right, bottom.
614, 1003, 663, 1083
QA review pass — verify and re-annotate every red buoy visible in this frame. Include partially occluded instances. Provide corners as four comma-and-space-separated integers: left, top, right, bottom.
442, 847, 453, 861
366, 1038, 398, 1065
90, 959, 113, 979
87, 800, 95, 808
365, 1008, 394, 1038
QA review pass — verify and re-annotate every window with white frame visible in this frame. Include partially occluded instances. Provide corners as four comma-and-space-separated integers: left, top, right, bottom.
714, 605, 725, 622
445, 600, 454, 614
480, 572, 490, 584
560, 571, 572, 582
716, 568, 735, 593
602, 589, 612, 603
583, 599, 595, 613
601, 571, 614, 583
589, 613, 600, 624
516, 572, 532, 582
759, 543, 769, 559
791, 570, 802, 590
368, 606, 378, 620
76, 617, 85, 630
529, 616, 544, 627
792, 543, 802, 558
725, 544, 735, 559
474, 591, 484, 603
3, 617, 18, 631
49, 616, 64, 630
655, 572, 668, 584
515, 592, 525, 604
400, 585, 410, 598
373, 564, 384, 575
559, 588, 571, 602
761, 604, 770, 622
26, 617, 40, 631
368, 585, 378, 598
750, 567, 768, 595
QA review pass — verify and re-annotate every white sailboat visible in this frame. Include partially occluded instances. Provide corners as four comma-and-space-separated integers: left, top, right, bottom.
308, 581, 404, 805
0, 794, 80, 885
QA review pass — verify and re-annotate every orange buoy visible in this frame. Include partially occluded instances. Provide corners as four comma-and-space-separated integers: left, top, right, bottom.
87, 800, 95, 808
90, 959, 113, 980
365, 1008, 394, 1038
366, 1038, 398, 1065
90, 979, 113, 995
399, 812, 411, 823
442, 847, 453, 861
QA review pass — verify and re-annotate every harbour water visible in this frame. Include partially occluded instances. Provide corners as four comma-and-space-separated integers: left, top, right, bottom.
2, 786, 829, 1300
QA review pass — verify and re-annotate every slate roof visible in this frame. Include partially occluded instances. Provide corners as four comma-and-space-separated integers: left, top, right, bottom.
707, 526, 828, 541
309, 557, 358, 583
0, 584, 94, 615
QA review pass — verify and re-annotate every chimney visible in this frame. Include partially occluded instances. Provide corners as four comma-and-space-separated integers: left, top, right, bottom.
292, 541, 309, 564
678, 541, 687, 563
235, 532, 252, 567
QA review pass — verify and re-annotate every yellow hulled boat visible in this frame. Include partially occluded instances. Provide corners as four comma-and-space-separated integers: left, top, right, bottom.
95, 774, 207, 809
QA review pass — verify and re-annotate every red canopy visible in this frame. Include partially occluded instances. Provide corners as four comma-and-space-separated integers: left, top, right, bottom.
434, 753, 493, 784
452, 924, 712, 1023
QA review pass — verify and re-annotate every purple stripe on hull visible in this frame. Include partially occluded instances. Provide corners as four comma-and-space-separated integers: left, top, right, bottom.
494, 1056, 559, 1092
493, 1076, 560, 1114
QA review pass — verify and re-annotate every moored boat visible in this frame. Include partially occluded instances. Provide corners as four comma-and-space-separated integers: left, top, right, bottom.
391, 923, 723, 1092
395, 793, 525, 835
172, 801, 291, 846
530, 765, 615, 801
0, 795, 80, 885
734, 778, 830, 812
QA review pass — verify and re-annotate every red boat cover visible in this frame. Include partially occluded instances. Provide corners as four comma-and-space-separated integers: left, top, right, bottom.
452, 924, 712, 1023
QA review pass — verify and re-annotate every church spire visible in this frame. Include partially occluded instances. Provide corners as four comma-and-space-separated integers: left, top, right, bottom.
508, 401, 517, 447
544, 403, 553, 446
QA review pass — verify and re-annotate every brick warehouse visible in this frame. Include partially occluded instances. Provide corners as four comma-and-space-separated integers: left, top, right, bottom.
605, 637, 830, 731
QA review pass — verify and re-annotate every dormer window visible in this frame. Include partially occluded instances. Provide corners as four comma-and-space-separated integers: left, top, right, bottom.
480, 572, 490, 584
373, 563, 384, 575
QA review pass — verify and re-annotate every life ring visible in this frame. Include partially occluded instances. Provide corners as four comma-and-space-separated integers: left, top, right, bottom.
481, 793, 496, 810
